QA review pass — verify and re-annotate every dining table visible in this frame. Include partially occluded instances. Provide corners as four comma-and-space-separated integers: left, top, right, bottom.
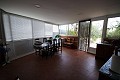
33, 38, 62, 58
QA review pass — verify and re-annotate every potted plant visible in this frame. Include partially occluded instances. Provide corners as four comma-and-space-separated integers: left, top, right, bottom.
55, 34, 61, 38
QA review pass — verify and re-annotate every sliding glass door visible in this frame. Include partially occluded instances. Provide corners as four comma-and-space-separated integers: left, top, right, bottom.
79, 19, 104, 52
87, 20, 104, 54
89, 20, 104, 48
78, 20, 91, 51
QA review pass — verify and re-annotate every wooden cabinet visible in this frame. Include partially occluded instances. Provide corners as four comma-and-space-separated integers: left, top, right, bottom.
95, 43, 114, 61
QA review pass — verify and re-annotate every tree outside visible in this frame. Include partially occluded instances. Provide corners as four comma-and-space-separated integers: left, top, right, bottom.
90, 25, 101, 42
68, 23, 78, 36
107, 21, 120, 39
90, 20, 104, 48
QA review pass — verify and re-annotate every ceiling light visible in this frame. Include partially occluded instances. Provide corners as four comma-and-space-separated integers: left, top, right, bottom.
77, 13, 83, 15
35, 4, 40, 8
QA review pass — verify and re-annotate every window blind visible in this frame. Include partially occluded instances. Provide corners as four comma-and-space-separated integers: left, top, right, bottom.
3, 13, 12, 41
10, 15, 32, 41
45, 23, 53, 37
32, 20, 45, 38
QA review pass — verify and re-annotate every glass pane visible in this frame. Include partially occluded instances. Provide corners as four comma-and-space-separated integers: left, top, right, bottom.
32, 20, 45, 38
59, 25, 68, 35
10, 15, 32, 41
90, 20, 104, 48
106, 17, 120, 38
79, 21, 90, 51
68, 23, 78, 36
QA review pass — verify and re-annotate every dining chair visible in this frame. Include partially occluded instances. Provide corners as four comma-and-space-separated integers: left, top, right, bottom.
47, 40, 52, 44
57, 38, 62, 53
33, 42, 43, 55
52, 39, 57, 53
49, 37, 53, 40
41, 44, 53, 59
58, 38, 62, 53
35, 38, 39, 42
43, 38, 47, 42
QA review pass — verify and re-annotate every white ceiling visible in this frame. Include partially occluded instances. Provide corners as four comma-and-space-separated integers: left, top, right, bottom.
0, 0, 120, 24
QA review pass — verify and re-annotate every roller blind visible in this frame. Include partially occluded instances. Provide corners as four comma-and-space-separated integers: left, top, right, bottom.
53, 25, 59, 32
10, 15, 32, 41
32, 20, 45, 38
3, 13, 12, 41
53, 25, 59, 38
45, 23, 53, 37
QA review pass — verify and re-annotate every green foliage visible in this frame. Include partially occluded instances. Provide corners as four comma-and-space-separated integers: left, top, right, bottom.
69, 30, 77, 36
106, 22, 120, 38
91, 25, 101, 41
55, 34, 61, 38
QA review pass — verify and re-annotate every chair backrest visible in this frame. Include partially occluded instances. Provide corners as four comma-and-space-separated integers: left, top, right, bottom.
53, 39, 57, 47
35, 38, 39, 42
58, 38, 62, 47
33, 41, 42, 49
47, 40, 52, 44
43, 38, 47, 42
67, 38, 71, 42
35, 38, 39, 40
34, 41, 42, 45
49, 37, 53, 40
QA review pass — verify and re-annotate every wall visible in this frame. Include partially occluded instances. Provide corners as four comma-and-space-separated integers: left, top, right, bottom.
0, 9, 6, 44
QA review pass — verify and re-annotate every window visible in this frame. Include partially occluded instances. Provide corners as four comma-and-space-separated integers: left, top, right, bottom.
68, 23, 78, 36
59, 23, 78, 36
106, 17, 120, 38
59, 25, 68, 35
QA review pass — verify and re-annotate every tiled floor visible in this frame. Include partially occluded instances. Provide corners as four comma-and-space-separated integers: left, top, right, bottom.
0, 47, 105, 80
